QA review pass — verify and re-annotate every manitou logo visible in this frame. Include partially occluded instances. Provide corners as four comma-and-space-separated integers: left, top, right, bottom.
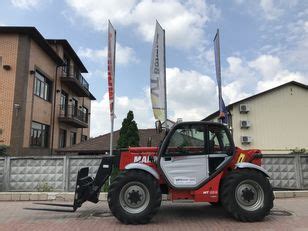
133, 155, 157, 163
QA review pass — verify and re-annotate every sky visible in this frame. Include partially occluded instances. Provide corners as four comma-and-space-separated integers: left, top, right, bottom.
1, 0, 308, 137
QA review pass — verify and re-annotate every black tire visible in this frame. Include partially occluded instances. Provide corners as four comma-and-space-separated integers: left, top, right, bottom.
108, 170, 161, 224
209, 201, 221, 207
220, 169, 274, 222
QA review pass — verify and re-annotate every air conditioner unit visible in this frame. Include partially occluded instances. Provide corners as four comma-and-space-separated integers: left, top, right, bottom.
241, 136, 252, 144
240, 120, 251, 128
239, 104, 249, 113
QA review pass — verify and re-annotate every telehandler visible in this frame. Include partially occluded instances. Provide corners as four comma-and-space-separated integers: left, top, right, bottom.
70, 121, 274, 224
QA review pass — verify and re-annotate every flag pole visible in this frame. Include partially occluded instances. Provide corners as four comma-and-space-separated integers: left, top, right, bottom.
110, 27, 116, 157
163, 27, 167, 126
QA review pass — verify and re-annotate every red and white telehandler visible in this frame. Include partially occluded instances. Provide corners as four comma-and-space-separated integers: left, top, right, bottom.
72, 121, 274, 224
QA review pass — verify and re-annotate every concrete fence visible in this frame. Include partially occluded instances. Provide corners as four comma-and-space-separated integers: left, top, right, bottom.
262, 153, 308, 189
0, 156, 102, 192
0, 154, 307, 192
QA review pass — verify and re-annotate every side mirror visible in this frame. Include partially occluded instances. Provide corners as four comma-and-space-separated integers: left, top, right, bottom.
155, 120, 162, 133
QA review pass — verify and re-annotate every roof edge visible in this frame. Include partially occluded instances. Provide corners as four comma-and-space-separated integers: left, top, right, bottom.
0, 26, 64, 66
203, 81, 308, 121
46, 39, 87, 73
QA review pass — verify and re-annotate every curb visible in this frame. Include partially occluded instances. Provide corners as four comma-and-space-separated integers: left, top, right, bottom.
0, 192, 106, 202
0, 191, 308, 202
273, 190, 308, 198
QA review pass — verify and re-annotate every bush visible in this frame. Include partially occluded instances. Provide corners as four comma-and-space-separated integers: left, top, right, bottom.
102, 167, 120, 192
291, 148, 307, 154
0, 145, 9, 156
36, 182, 54, 192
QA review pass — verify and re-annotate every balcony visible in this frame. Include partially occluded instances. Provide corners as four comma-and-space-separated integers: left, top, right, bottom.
58, 105, 88, 128
60, 72, 91, 98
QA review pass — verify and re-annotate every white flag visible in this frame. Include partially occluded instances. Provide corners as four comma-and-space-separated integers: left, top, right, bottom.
150, 21, 166, 122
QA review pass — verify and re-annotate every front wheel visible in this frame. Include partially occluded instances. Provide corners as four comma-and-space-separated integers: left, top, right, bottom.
108, 170, 161, 224
220, 169, 274, 222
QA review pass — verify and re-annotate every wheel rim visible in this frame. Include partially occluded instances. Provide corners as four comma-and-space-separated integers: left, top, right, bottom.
235, 179, 264, 211
119, 181, 150, 214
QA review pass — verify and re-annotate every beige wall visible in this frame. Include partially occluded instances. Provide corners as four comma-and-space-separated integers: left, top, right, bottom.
52, 45, 91, 149
0, 34, 19, 146
228, 84, 308, 154
23, 39, 57, 148
0, 34, 93, 154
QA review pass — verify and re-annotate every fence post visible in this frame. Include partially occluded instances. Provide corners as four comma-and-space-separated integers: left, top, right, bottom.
294, 153, 303, 189
63, 156, 70, 192
3, 157, 10, 191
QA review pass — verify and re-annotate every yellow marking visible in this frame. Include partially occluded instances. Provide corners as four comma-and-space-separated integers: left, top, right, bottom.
237, 153, 245, 163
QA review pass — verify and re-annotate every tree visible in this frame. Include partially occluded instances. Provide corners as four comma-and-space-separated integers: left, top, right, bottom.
117, 111, 140, 148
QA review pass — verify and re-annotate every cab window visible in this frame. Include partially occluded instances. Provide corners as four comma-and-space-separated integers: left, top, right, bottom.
166, 125, 205, 156
208, 125, 232, 155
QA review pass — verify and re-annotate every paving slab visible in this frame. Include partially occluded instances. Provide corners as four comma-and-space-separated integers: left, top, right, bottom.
0, 198, 307, 230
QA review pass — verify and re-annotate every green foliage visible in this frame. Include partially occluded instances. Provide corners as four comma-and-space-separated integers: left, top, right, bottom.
291, 148, 307, 154
102, 167, 120, 192
0, 145, 9, 156
117, 110, 140, 148
36, 182, 54, 192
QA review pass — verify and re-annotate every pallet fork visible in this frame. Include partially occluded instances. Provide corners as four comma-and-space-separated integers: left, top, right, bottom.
32, 156, 114, 212
73, 156, 114, 211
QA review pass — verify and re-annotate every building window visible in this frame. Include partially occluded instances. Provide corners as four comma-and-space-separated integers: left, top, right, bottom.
72, 98, 78, 117
81, 106, 88, 123
34, 71, 52, 101
59, 129, 67, 148
60, 90, 68, 116
70, 131, 77, 146
81, 135, 87, 142
30, 121, 49, 147
63, 55, 70, 77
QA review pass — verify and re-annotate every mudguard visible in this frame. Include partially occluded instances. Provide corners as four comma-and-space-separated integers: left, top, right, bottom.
125, 163, 160, 180
235, 162, 270, 177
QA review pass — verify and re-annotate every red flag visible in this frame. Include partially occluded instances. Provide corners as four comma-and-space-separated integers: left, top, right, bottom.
107, 21, 116, 118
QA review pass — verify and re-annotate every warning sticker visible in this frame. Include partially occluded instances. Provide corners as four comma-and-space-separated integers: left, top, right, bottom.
173, 177, 197, 185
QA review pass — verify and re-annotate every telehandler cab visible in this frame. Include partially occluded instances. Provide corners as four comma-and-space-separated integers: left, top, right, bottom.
72, 121, 274, 224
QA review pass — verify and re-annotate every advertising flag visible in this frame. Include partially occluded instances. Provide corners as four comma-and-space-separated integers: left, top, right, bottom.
214, 29, 229, 124
108, 21, 116, 118
150, 21, 167, 122
107, 20, 116, 156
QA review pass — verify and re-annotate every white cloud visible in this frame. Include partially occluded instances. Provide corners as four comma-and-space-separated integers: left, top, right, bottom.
234, 0, 298, 20
91, 55, 308, 137
283, 19, 308, 72
90, 67, 219, 136
248, 55, 281, 78
78, 43, 139, 65
259, 0, 283, 20
222, 54, 308, 103
11, 0, 50, 9
65, 0, 137, 30
166, 67, 217, 121
65, 0, 219, 49
248, 55, 306, 92
90, 90, 154, 137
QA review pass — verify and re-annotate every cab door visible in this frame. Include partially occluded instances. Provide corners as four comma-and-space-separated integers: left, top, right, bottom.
159, 122, 234, 189
159, 123, 209, 189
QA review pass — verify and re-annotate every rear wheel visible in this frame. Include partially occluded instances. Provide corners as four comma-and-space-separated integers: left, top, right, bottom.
108, 170, 161, 224
220, 169, 273, 222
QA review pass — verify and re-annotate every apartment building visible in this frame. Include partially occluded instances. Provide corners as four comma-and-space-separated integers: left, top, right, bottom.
0, 27, 95, 156
203, 81, 308, 154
